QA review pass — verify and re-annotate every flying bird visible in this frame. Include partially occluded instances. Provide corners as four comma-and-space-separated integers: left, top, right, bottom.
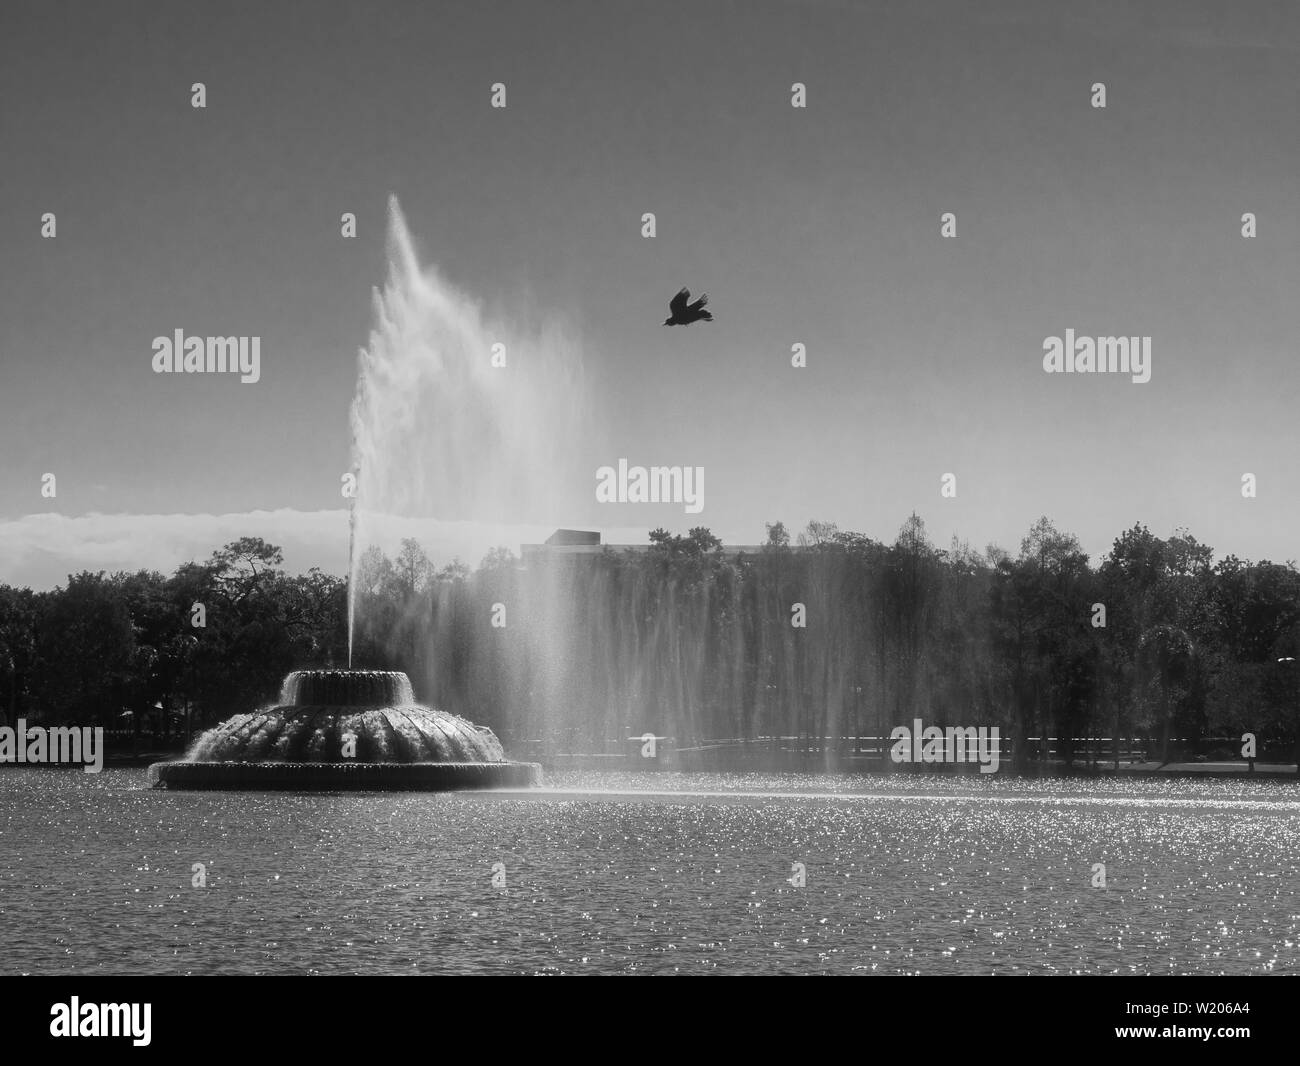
663, 287, 713, 326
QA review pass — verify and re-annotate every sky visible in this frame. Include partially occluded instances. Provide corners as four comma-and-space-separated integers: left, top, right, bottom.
1, 0, 1297, 588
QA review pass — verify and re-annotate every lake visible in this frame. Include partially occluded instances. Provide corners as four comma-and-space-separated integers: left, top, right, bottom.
1, 768, 1297, 975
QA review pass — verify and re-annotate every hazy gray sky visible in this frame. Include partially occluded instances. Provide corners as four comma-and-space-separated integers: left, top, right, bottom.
2, 0, 1297, 587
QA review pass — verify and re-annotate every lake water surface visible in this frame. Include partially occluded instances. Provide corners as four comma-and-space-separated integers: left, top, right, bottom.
1, 768, 1297, 975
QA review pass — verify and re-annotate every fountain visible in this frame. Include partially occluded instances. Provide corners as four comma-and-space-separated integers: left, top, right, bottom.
149, 669, 540, 790
152, 195, 579, 790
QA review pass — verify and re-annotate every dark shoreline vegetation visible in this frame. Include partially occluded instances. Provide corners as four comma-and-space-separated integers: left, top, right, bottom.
1, 515, 1298, 770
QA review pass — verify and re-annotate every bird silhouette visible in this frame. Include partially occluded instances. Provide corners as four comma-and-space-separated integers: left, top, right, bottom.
663, 287, 713, 326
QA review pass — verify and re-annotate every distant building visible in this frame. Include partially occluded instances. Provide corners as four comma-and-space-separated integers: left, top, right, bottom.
521, 529, 773, 563
521, 529, 626, 562
545, 529, 601, 546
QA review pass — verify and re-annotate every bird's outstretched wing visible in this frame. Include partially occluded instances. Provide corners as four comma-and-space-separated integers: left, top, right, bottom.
669, 287, 690, 316
689, 292, 708, 311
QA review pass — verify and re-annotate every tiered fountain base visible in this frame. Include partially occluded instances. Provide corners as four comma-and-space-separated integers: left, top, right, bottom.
149, 669, 541, 791
149, 760, 540, 790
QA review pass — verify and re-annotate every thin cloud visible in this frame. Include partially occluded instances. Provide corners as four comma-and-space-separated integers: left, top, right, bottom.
0, 510, 662, 589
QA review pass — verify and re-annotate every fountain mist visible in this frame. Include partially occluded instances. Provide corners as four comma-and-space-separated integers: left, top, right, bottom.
347, 196, 589, 663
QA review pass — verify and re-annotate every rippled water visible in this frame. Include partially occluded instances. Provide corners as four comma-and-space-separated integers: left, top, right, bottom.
1, 769, 1297, 974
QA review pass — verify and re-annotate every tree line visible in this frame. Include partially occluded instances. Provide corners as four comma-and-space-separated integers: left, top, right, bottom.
2, 517, 1298, 767
0, 538, 346, 739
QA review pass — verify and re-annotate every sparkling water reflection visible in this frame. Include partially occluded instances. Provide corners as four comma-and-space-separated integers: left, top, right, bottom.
0, 769, 1296, 974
